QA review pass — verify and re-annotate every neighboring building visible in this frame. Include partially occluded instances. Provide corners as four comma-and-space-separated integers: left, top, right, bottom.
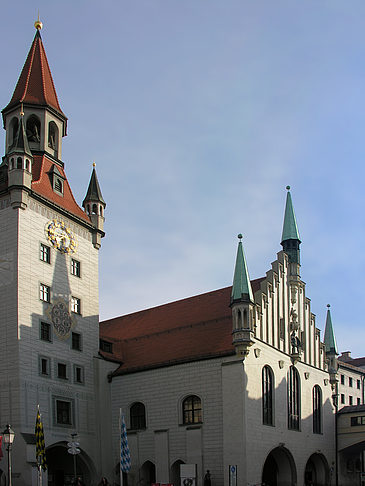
100, 190, 338, 486
0, 22, 107, 486
338, 353, 365, 407
337, 405, 365, 486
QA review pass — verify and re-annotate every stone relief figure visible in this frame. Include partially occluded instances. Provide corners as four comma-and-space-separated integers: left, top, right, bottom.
290, 331, 302, 354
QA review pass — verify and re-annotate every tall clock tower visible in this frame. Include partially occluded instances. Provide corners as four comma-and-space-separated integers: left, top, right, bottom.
0, 21, 105, 485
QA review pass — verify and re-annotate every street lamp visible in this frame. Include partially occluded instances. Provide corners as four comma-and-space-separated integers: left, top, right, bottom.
3, 425, 15, 486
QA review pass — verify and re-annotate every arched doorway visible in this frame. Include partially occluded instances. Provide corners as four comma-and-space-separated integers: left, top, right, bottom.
139, 461, 156, 486
170, 460, 185, 486
47, 442, 96, 486
304, 453, 329, 486
262, 446, 297, 486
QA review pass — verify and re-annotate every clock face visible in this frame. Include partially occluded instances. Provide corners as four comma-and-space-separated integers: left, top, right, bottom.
46, 220, 77, 254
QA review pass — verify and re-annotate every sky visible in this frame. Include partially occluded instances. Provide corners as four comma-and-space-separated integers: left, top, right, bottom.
1, 1, 364, 357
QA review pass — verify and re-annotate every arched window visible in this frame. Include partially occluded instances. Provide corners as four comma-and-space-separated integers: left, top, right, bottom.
26, 115, 41, 144
130, 402, 146, 430
313, 385, 322, 434
262, 366, 274, 426
25, 159, 30, 172
17, 157, 22, 169
92, 204, 98, 214
48, 121, 59, 152
183, 395, 202, 424
288, 366, 300, 430
10, 158, 14, 170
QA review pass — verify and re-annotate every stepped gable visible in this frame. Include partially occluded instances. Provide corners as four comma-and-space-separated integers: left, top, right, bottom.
100, 278, 264, 374
31, 155, 90, 222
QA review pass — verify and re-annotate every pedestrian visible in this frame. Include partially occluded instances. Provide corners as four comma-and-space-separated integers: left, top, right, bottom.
98, 478, 109, 486
204, 470, 211, 486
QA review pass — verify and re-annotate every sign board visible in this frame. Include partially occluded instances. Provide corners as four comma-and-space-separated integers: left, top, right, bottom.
229, 465, 237, 486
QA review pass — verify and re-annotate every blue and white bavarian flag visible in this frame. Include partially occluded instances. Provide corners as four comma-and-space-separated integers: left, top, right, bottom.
120, 413, 131, 473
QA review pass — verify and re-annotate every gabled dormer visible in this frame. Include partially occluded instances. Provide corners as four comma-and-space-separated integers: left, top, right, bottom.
2, 24, 67, 164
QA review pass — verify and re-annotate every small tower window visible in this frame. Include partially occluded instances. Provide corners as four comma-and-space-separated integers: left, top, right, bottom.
54, 178, 63, 194
9, 117, 19, 148
100, 206, 103, 217
92, 204, 97, 214
25, 159, 30, 171
48, 121, 59, 154
10, 158, 14, 170
17, 157, 22, 169
26, 115, 41, 144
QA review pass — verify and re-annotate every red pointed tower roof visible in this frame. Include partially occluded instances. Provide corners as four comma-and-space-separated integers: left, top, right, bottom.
2, 29, 65, 118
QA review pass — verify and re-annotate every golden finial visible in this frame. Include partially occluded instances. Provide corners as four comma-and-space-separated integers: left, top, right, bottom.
93, 162, 96, 168
20, 103, 24, 117
34, 11, 43, 30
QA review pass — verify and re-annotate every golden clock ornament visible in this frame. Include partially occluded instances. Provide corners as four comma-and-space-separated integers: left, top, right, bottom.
46, 220, 77, 254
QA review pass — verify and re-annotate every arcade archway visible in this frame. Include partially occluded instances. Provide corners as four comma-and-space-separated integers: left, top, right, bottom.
262, 446, 297, 486
304, 453, 329, 486
47, 442, 96, 486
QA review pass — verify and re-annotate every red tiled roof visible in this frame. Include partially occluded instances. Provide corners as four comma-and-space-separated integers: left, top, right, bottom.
31, 155, 90, 222
100, 278, 265, 375
338, 356, 365, 368
3, 30, 64, 116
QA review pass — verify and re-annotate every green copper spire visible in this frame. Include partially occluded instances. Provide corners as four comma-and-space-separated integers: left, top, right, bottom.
231, 234, 253, 304
324, 304, 338, 355
281, 186, 301, 243
281, 186, 301, 265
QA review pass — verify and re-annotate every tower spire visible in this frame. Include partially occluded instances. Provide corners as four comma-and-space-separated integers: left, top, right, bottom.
324, 304, 338, 355
83, 164, 106, 249
231, 234, 253, 304
230, 235, 255, 359
281, 186, 301, 266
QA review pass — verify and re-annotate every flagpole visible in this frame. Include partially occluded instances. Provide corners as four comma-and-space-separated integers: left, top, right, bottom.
120, 409, 123, 486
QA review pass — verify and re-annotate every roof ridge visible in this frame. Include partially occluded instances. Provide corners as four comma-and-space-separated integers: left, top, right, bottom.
116, 315, 232, 343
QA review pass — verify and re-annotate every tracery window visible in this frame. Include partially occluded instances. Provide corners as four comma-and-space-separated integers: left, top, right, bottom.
183, 395, 202, 424
130, 402, 146, 429
288, 366, 300, 430
313, 385, 322, 434
262, 366, 274, 426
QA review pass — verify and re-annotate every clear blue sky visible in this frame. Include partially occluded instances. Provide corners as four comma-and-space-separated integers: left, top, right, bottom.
1, 1, 364, 357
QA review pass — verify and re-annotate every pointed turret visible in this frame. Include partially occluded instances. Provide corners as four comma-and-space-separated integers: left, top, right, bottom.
7, 111, 33, 209
281, 186, 301, 276
231, 234, 253, 304
230, 235, 255, 359
324, 304, 338, 355
2, 21, 67, 162
83, 164, 106, 249
324, 304, 339, 389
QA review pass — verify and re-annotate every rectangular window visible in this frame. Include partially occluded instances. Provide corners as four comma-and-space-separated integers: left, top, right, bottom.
349, 377, 353, 387
341, 374, 345, 385
57, 363, 68, 380
100, 339, 113, 353
74, 365, 84, 384
71, 259, 81, 277
56, 400, 72, 425
357, 379, 361, 390
341, 394, 345, 404
40, 322, 51, 342
40, 283, 50, 302
349, 396, 353, 406
71, 296, 81, 314
40, 243, 50, 263
39, 356, 50, 377
351, 416, 365, 426
71, 332, 82, 351
357, 398, 361, 406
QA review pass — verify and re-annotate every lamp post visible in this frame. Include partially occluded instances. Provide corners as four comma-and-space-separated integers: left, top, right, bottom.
3, 425, 15, 486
